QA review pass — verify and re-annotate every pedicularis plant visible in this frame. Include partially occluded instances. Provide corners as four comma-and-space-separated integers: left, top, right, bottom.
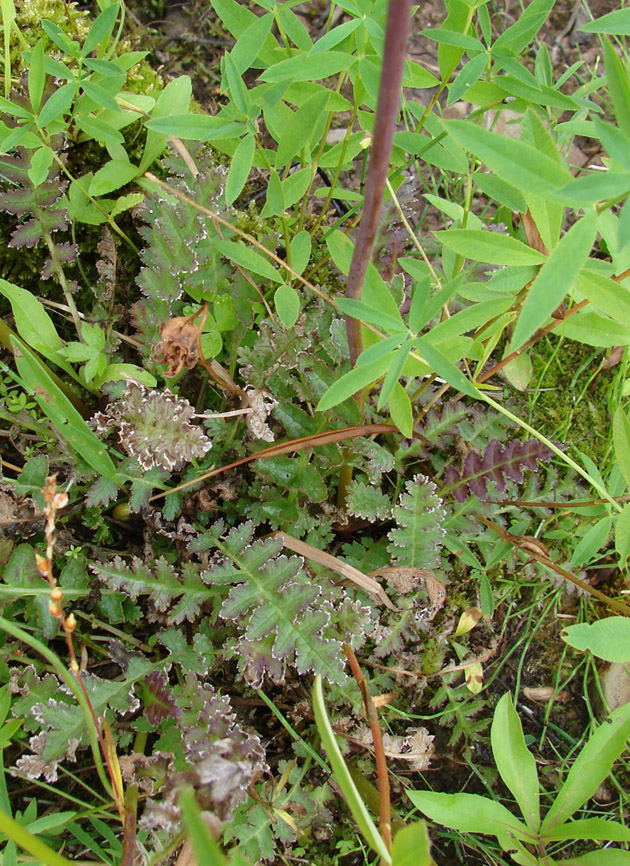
1, 0, 630, 863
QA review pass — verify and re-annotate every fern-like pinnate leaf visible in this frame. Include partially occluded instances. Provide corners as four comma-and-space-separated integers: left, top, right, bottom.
0, 147, 76, 277
193, 521, 371, 686
346, 479, 392, 521
388, 475, 446, 569
444, 438, 553, 502
131, 157, 233, 346
204, 524, 360, 683
94, 521, 370, 686
90, 556, 218, 624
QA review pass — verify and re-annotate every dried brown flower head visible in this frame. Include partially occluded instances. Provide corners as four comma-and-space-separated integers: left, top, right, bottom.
153, 306, 207, 378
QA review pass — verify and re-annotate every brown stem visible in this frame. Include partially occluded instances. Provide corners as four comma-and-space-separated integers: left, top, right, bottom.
480, 265, 630, 385
345, 0, 413, 365
149, 423, 396, 501
478, 299, 589, 384
480, 517, 630, 617
343, 645, 391, 859
120, 785, 138, 866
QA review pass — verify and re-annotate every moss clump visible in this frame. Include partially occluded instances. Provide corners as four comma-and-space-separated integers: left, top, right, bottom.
528, 336, 610, 464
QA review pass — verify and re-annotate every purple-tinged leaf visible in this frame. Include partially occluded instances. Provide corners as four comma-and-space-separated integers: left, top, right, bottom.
143, 671, 181, 725
445, 439, 553, 501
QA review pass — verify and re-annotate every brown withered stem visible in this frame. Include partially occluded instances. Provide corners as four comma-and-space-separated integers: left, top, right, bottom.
345, 0, 413, 365
36, 477, 125, 819
343, 644, 391, 859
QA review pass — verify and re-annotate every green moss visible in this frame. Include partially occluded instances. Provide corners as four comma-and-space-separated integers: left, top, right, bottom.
527, 336, 610, 464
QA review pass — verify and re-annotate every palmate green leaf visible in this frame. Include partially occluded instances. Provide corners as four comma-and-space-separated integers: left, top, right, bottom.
564, 851, 630, 866
388, 382, 413, 438
562, 617, 630, 663
275, 90, 328, 168
473, 171, 527, 212
80, 79, 120, 113
445, 120, 572, 198
553, 172, 630, 205
378, 340, 413, 409
581, 7, 630, 34
230, 12, 274, 73
357, 333, 407, 366
28, 40, 45, 114
0, 280, 67, 366
427, 297, 513, 344
511, 212, 597, 351
491, 694, 540, 832
447, 52, 488, 105
27, 146, 53, 188
317, 355, 391, 411
282, 168, 312, 210
143, 113, 244, 141
274, 284, 300, 329
214, 239, 280, 282
337, 297, 406, 334
88, 159, 137, 196
437, 0, 470, 80
138, 75, 192, 174
613, 408, 630, 489
41, 18, 80, 59
289, 229, 311, 274
225, 132, 255, 205
260, 50, 355, 83
594, 119, 630, 170
11, 339, 118, 481
224, 52, 252, 117
493, 0, 555, 53
435, 229, 546, 266
277, 4, 312, 50
616, 503, 630, 569
260, 170, 284, 216
541, 702, 630, 832
81, 2, 119, 56
36, 83, 75, 127
570, 517, 612, 568
604, 38, 630, 144
75, 115, 124, 145
415, 338, 479, 398
421, 28, 484, 50
558, 310, 630, 347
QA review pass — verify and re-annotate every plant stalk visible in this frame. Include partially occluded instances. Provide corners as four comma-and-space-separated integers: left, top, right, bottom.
345, 0, 413, 365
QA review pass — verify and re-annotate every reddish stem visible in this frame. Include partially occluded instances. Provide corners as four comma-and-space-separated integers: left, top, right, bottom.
343, 645, 392, 858
345, 0, 413, 365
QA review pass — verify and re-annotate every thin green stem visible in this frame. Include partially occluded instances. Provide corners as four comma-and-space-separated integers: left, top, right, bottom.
0, 616, 114, 798
481, 394, 622, 512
